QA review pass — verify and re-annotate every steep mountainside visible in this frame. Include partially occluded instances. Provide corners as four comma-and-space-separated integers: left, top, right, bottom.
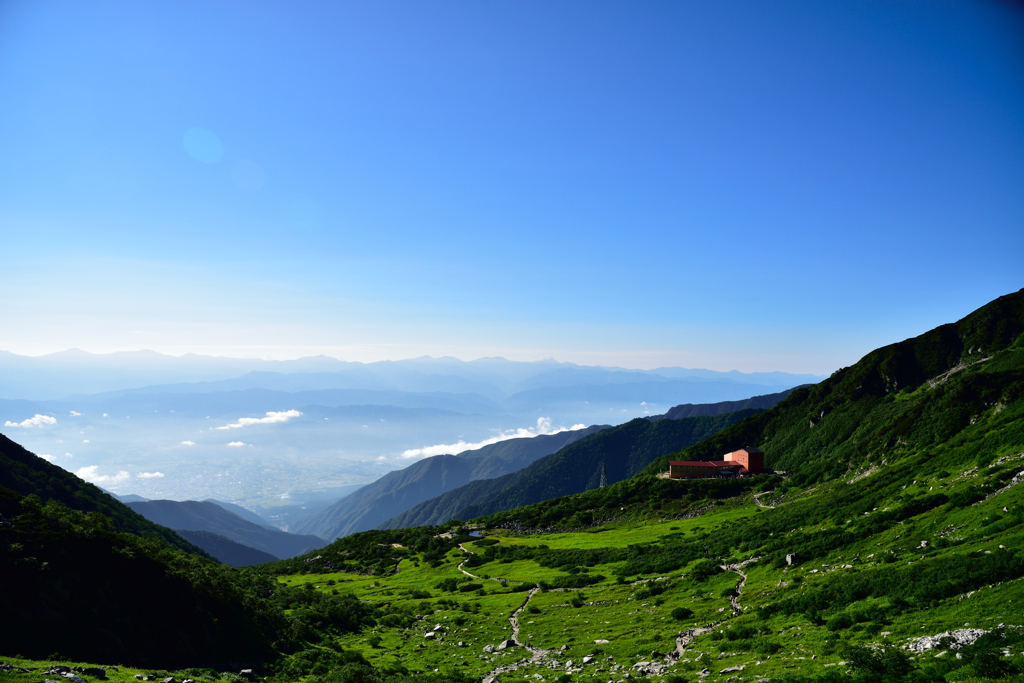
128, 499, 326, 558
0, 433, 204, 555
381, 409, 758, 529
174, 528, 281, 566
641, 288, 1024, 481
0, 485, 281, 667
647, 387, 799, 420
291, 426, 605, 540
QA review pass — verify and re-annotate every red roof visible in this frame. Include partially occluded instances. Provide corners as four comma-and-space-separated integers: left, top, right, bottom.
669, 460, 743, 469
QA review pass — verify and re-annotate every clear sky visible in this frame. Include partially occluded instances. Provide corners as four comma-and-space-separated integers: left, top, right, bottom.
1, 0, 1021, 374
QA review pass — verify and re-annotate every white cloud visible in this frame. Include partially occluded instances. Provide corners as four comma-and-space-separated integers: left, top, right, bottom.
138, 471, 165, 479
103, 413, 108, 417
70, 410, 82, 416
83, 439, 90, 443
180, 440, 196, 446
38, 454, 54, 462
4, 414, 57, 428
215, 409, 302, 430
65, 452, 73, 458
75, 466, 130, 484
401, 417, 587, 459
226, 441, 247, 447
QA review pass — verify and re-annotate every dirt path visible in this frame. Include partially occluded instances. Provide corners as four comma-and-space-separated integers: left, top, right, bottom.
721, 556, 759, 615
752, 492, 784, 508
456, 543, 524, 585
481, 588, 549, 683
510, 588, 548, 657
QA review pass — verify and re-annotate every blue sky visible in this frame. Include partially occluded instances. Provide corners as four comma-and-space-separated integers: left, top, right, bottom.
1, 0, 1021, 374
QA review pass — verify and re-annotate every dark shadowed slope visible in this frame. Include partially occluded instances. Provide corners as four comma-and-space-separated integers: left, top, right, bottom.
128, 499, 326, 558
0, 433, 204, 555
174, 529, 280, 566
646, 387, 802, 421
291, 426, 606, 540
380, 409, 757, 529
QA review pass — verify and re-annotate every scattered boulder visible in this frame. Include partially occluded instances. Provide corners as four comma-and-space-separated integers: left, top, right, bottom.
786, 553, 803, 566
425, 632, 437, 640
651, 650, 666, 658
720, 665, 745, 673
904, 628, 989, 652
594, 639, 610, 644
457, 641, 466, 648
582, 656, 594, 665
239, 671, 255, 681
496, 639, 516, 651
62, 675, 87, 683
483, 644, 495, 654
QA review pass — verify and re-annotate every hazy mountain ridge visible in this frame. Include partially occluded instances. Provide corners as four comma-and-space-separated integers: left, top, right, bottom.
127, 499, 327, 559
291, 425, 606, 540
0, 349, 823, 401
646, 387, 801, 420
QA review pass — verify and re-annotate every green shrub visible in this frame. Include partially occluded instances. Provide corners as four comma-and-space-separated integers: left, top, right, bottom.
671, 607, 694, 621
826, 613, 854, 631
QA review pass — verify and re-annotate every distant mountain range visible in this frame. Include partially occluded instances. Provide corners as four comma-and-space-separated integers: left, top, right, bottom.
0, 349, 823, 402
0, 353, 820, 507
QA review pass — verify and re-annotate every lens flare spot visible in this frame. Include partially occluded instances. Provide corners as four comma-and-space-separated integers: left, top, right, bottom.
183, 127, 224, 164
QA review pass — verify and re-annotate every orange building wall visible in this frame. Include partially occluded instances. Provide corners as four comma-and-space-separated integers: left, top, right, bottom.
727, 449, 764, 472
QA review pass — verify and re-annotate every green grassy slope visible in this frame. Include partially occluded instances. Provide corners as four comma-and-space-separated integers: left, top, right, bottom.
380, 409, 759, 529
